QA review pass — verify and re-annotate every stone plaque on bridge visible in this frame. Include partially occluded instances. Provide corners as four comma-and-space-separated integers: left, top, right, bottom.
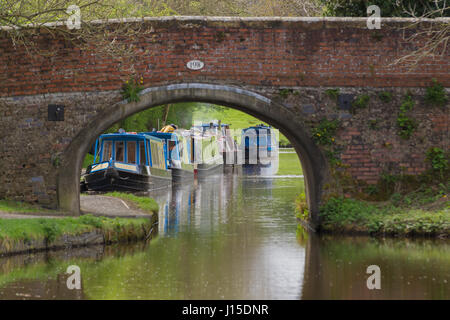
186, 60, 204, 70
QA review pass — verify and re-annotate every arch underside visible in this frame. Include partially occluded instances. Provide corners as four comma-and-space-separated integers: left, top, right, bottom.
57, 83, 327, 227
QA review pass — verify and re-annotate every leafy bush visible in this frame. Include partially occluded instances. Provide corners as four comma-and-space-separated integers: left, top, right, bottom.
368, 119, 379, 130
318, 0, 449, 17
397, 95, 416, 139
378, 91, 392, 103
325, 88, 340, 101
311, 118, 339, 145
121, 77, 144, 103
426, 147, 449, 179
352, 94, 370, 110
425, 79, 448, 107
295, 193, 309, 221
319, 196, 450, 236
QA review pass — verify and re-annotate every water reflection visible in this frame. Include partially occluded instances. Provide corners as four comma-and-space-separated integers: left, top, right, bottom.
0, 174, 448, 300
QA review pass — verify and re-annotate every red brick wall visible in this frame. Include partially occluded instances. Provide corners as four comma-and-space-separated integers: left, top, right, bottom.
0, 18, 449, 97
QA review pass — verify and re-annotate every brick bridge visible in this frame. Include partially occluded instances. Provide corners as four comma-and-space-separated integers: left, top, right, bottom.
0, 17, 448, 228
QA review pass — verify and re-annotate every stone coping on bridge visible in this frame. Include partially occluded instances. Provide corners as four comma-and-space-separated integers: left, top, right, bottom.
1, 15, 449, 30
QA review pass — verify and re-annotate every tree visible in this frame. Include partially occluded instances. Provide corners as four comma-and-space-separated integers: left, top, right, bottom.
317, 0, 450, 68
0, 0, 173, 61
317, 0, 449, 17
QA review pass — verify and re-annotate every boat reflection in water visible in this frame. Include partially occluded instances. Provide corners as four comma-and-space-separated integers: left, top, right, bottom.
148, 156, 280, 237
150, 171, 240, 236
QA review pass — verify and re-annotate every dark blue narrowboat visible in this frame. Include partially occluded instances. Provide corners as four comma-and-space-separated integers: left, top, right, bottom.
144, 130, 196, 181
82, 132, 172, 191
242, 124, 278, 166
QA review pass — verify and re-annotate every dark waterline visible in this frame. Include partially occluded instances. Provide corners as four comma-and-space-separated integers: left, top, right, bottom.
0, 174, 448, 299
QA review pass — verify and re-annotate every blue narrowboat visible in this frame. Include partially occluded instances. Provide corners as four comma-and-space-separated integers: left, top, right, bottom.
144, 130, 196, 180
242, 124, 278, 165
82, 132, 172, 191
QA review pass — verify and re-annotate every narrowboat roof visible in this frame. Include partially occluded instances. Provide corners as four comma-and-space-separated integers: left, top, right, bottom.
194, 123, 229, 128
143, 132, 179, 141
243, 125, 272, 130
99, 132, 164, 142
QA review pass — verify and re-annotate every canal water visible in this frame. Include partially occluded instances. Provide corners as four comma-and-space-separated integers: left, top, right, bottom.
0, 174, 448, 299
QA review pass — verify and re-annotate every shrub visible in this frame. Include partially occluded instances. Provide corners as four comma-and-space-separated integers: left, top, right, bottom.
425, 79, 448, 107
426, 147, 449, 179
325, 88, 340, 101
397, 95, 416, 139
295, 193, 309, 221
378, 91, 392, 103
121, 77, 144, 103
311, 118, 339, 145
352, 94, 370, 110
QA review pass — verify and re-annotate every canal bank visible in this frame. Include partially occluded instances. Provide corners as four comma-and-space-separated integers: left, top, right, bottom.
0, 194, 158, 257
296, 186, 449, 238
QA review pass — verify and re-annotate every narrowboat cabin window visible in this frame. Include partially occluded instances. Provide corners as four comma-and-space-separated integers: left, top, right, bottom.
127, 141, 137, 164
139, 141, 146, 165
150, 141, 164, 169
115, 141, 124, 162
102, 140, 112, 162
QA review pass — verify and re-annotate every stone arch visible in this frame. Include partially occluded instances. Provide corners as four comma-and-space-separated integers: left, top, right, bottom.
57, 83, 327, 226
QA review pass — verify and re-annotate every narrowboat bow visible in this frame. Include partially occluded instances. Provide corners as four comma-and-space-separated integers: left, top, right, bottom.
82, 132, 172, 191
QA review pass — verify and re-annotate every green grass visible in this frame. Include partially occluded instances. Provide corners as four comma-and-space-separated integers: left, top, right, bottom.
0, 200, 49, 213
277, 150, 303, 176
83, 153, 94, 168
192, 105, 291, 147
318, 197, 450, 236
103, 192, 159, 214
0, 214, 151, 242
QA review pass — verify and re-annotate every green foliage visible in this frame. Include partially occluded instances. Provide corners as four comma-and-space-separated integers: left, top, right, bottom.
425, 79, 448, 107
121, 78, 143, 103
82, 154, 94, 168
317, 0, 449, 17
397, 94, 416, 139
277, 150, 303, 176
311, 118, 339, 145
0, 199, 48, 213
39, 219, 59, 242
365, 185, 379, 196
191, 103, 291, 147
368, 119, 379, 130
320, 197, 378, 226
426, 147, 449, 179
396, 116, 416, 139
0, 214, 151, 243
52, 155, 61, 168
352, 94, 370, 111
378, 91, 392, 103
106, 102, 196, 134
278, 88, 296, 98
295, 193, 309, 221
320, 196, 450, 236
325, 149, 340, 166
325, 88, 340, 101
